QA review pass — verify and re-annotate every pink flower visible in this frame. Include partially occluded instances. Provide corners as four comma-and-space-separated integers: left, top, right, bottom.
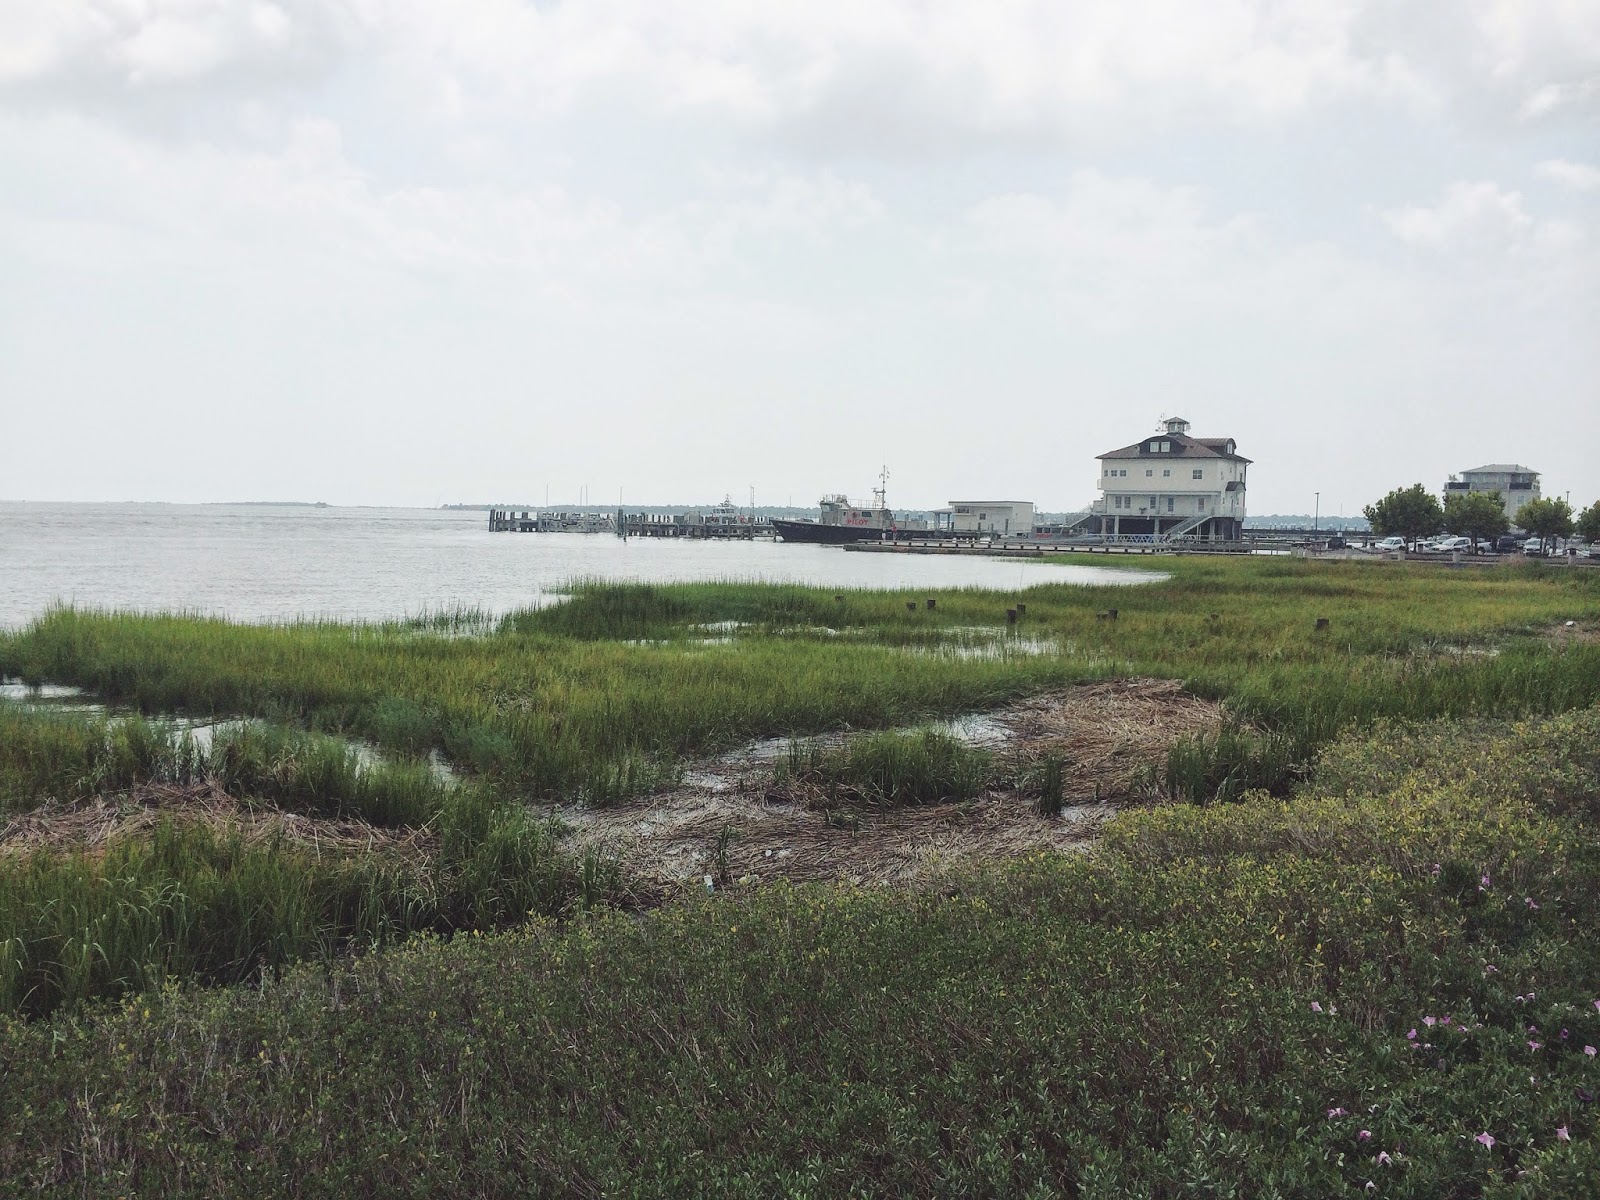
1594, 999, 1599, 1013
1529, 1041, 1543, 1051
1328, 1107, 1349, 1119
1430, 862, 1441, 876
1406, 1028, 1417, 1041
1364, 1182, 1375, 1192
1525, 896, 1540, 910
1475, 1132, 1496, 1148
1557, 1126, 1571, 1142
1483, 964, 1498, 975
1423, 1016, 1437, 1027
1377, 1151, 1393, 1166
1480, 874, 1491, 889
1359, 1129, 1372, 1141
1585, 1045, 1596, 1057
1311, 1001, 1322, 1012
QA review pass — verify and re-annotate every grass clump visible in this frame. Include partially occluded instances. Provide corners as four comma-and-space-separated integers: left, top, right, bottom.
0, 710, 449, 827
776, 728, 994, 809
0, 785, 614, 1019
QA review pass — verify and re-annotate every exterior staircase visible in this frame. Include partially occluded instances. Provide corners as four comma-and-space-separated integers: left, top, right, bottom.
1160, 512, 1210, 542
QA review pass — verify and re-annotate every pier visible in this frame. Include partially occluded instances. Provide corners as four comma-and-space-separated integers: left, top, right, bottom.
488, 507, 776, 539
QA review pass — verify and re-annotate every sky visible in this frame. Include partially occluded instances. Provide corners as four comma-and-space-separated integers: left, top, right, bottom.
1, 1, 1596, 516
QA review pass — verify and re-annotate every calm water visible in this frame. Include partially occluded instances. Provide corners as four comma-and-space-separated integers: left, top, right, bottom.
0, 503, 1162, 628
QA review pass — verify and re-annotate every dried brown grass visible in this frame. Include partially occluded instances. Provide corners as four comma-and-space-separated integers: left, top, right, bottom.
0, 780, 436, 860
559, 677, 1225, 893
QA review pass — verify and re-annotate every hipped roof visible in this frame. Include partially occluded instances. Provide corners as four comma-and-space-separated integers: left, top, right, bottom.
1098, 434, 1251, 463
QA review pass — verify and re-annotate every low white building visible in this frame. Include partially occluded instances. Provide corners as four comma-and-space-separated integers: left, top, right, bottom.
1091, 417, 1248, 541
1444, 464, 1540, 525
945, 500, 1035, 537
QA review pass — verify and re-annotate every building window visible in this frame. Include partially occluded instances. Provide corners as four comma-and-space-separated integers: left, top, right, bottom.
1198, 497, 1206, 511
1166, 498, 1174, 512
1192, 469, 1203, 479
1163, 469, 1171, 477
1145, 469, 1153, 476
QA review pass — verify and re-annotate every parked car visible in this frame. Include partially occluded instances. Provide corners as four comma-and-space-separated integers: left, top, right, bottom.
1523, 538, 1547, 555
1494, 534, 1524, 553
1474, 539, 1494, 553
1433, 536, 1472, 553
1374, 536, 1406, 551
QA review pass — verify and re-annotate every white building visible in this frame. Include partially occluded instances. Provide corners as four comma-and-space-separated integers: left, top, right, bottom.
1091, 417, 1249, 541
1444, 464, 1540, 525
945, 500, 1035, 537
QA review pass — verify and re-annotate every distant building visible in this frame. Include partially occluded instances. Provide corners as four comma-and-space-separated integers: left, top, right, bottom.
1444, 464, 1540, 526
1091, 417, 1249, 541
944, 500, 1035, 537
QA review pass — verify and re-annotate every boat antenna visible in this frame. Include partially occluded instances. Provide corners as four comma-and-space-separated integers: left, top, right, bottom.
874, 465, 889, 511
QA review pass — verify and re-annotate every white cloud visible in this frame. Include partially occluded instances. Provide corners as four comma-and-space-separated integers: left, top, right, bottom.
1384, 181, 1535, 249
1537, 157, 1600, 192
6, 1, 1597, 147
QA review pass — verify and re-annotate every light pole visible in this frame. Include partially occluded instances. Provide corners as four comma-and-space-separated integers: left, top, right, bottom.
1314, 492, 1319, 534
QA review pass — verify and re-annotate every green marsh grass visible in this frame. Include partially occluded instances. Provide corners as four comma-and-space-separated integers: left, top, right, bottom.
5, 560, 1595, 810
0, 786, 611, 1018
777, 728, 994, 809
0, 708, 449, 826
2, 558, 1598, 1016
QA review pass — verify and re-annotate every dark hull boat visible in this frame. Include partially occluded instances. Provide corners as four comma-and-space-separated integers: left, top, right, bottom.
770, 518, 887, 545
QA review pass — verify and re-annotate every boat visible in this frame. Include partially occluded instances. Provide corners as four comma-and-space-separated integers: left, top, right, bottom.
772, 472, 902, 544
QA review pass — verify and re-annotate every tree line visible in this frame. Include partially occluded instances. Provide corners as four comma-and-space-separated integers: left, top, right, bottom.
1363, 485, 1600, 553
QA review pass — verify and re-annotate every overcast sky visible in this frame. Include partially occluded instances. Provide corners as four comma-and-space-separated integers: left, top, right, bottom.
2, 1, 1596, 514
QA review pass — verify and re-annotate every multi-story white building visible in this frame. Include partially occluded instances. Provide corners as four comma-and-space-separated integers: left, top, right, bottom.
1090, 417, 1249, 541
1443, 464, 1540, 526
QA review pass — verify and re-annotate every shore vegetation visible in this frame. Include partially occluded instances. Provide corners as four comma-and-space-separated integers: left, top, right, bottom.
1, 556, 1598, 1190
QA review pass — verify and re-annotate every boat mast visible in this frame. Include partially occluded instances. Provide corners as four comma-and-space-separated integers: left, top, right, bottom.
874, 465, 889, 513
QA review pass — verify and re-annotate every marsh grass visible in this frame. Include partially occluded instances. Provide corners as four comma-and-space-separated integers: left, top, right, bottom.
0, 785, 613, 1018
2, 558, 1598, 1017
4, 561, 1597, 809
776, 728, 994, 809
0, 708, 449, 826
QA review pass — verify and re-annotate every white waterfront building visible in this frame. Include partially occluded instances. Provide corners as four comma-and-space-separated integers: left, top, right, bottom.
1090, 417, 1249, 541
1444, 465, 1540, 526
945, 500, 1035, 537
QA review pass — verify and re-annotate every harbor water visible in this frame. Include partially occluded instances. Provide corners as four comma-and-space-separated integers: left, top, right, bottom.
0, 503, 1163, 628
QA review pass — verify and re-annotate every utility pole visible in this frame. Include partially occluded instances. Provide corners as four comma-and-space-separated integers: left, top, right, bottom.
1314, 492, 1319, 534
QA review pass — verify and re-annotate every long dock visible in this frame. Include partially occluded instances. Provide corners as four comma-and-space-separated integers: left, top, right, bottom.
487, 508, 776, 539
617, 511, 775, 539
